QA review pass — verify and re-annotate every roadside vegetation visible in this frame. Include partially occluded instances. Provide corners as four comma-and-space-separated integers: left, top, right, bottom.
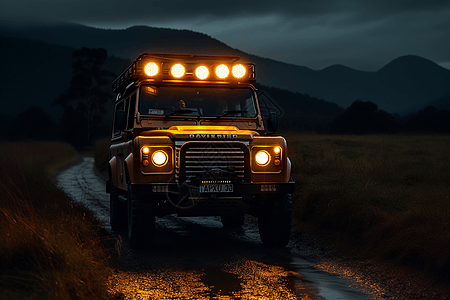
0, 141, 111, 299
286, 133, 450, 281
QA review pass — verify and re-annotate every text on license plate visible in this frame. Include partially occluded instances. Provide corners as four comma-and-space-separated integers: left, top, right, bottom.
199, 184, 233, 193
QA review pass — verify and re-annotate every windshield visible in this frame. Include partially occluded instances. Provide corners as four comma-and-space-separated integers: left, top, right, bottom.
139, 85, 257, 118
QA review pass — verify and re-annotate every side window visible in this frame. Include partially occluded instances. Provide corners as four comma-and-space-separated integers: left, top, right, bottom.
114, 101, 125, 135
127, 93, 136, 130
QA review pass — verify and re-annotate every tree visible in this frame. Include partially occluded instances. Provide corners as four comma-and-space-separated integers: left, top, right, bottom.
54, 47, 115, 147
329, 100, 400, 134
404, 106, 450, 133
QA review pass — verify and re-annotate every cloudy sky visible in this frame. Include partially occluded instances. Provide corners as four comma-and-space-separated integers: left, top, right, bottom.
2, 0, 450, 71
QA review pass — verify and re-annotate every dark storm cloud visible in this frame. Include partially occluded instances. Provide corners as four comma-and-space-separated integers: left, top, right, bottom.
3, 0, 449, 24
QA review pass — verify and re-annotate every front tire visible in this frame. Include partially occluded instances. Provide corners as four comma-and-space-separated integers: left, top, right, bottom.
221, 215, 245, 229
127, 185, 155, 249
258, 194, 292, 247
110, 182, 127, 231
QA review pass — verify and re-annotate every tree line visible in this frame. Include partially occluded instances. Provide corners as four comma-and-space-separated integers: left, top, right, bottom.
326, 100, 450, 134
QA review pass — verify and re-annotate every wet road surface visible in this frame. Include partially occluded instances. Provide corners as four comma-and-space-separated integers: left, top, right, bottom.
56, 156, 382, 299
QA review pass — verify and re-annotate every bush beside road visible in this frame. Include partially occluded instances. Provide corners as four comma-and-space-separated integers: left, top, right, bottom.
0, 142, 111, 300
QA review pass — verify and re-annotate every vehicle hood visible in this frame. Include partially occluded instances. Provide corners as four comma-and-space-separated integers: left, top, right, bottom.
139, 125, 259, 141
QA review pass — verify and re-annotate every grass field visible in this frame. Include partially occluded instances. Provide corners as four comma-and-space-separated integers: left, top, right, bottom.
284, 133, 450, 280
0, 141, 111, 300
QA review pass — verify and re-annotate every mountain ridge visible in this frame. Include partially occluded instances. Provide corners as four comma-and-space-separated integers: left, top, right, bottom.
1, 22, 449, 114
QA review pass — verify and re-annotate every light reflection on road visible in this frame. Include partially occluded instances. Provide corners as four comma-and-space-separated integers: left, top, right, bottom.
108, 259, 321, 300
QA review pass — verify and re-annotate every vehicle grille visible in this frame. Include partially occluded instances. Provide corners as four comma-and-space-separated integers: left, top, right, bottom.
178, 142, 249, 182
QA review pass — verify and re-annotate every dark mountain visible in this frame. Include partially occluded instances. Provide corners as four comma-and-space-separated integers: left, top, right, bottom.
1, 22, 449, 115
0, 35, 73, 117
0, 34, 130, 117
376, 55, 450, 113
0, 33, 342, 131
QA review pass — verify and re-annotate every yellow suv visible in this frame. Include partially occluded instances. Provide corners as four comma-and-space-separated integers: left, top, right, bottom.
106, 53, 295, 248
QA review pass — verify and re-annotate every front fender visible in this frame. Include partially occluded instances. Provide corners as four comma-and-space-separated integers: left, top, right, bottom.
124, 153, 134, 183
284, 157, 292, 182
108, 156, 118, 187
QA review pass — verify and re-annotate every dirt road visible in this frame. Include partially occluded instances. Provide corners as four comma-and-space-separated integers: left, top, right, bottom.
56, 156, 425, 300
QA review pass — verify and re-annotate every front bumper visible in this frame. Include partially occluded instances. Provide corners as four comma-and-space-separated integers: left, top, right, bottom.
129, 181, 295, 196
106, 180, 295, 195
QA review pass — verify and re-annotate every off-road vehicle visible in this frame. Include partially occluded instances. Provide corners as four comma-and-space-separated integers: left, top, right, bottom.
106, 53, 295, 248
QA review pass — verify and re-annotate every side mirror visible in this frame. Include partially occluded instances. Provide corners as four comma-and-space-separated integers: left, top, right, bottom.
267, 111, 278, 132
115, 111, 127, 131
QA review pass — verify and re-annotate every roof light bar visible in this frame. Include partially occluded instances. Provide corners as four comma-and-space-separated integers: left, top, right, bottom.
171, 64, 185, 78
215, 64, 230, 79
112, 53, 256, 93
232, 64, 246, 78
144, 62, 159, 76
195, 66, 209, 80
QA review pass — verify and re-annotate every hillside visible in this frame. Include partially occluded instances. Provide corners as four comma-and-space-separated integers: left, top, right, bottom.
1, 22, 450, 114
0, 34, 342, 131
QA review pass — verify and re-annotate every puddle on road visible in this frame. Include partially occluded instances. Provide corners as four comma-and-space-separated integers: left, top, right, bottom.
108, 259, 321, 300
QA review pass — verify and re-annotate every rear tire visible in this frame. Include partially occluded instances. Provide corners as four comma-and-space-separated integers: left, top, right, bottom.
258, 194, 292, 247
110, 182, 127, 231
127, 185, 155, 249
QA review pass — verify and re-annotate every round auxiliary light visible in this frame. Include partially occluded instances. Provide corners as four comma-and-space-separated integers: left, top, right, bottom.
195, 66, 209, 80
142, 147, 150, 154
144, 62, 159, 76
171, 64, 185, 78
255, 150, 271, 166
152, 150, 168, 167
215, 64, 229, 79
232, 64, 246, 78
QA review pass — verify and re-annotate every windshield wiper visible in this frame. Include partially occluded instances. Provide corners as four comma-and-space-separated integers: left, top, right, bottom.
165, 109, 197, 117
216, 110, 248, 118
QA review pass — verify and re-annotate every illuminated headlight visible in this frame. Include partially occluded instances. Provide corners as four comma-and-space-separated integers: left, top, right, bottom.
232, 64, 246, 78
195, 66, 209, 79
171, 64, 185, 78
255, 150, 271, 166
144, 62, 159, 76
152, 150, 168, 167
215, 64, 229, 79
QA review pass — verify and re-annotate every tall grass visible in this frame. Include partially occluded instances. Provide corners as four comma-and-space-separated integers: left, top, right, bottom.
0, 142, 111, 299
285, 133, 450, 280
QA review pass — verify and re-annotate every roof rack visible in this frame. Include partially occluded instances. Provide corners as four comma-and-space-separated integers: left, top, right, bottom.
112, 53, 255, 93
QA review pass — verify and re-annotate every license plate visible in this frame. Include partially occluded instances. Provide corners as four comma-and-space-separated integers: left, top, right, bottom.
199, 184, 233, 193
